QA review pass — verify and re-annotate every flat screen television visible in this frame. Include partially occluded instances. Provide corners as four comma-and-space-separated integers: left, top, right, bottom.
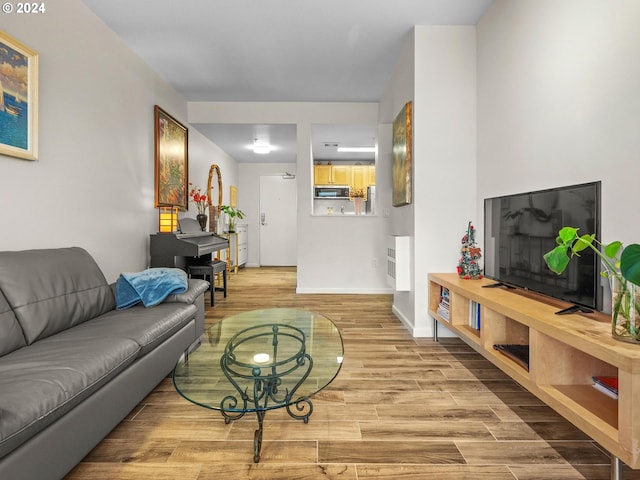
483, 181, 602, 312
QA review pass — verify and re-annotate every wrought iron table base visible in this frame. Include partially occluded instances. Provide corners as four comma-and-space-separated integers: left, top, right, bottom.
221, 395, 312, 463
219, 324, 314, 463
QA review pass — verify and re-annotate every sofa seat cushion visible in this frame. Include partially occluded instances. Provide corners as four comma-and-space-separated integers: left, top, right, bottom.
0, 335, 140, 459
74, 302, 197, 358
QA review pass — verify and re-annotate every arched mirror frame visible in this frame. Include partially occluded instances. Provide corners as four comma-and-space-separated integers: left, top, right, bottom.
207, 164, 223, 232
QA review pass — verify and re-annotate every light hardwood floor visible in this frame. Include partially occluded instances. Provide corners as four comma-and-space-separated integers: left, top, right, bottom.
66, 267, 640, 480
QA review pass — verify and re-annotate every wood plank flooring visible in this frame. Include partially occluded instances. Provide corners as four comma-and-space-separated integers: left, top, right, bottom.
66, 267, 640, 480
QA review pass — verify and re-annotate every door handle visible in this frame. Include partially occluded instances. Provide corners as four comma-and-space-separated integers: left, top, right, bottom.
261, 213, 266, 225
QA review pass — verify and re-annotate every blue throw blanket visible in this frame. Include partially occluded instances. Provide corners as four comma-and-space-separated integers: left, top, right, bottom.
116, 268, 188, 310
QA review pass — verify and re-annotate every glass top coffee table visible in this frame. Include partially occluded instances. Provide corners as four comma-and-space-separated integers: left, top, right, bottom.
172, 308, 344, 462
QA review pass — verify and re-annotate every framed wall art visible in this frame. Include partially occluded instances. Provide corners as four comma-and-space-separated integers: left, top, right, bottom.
0, 31, 38, 160
392, 101, 412, 207
154, 105, 188, 209
230, 185, 238, 208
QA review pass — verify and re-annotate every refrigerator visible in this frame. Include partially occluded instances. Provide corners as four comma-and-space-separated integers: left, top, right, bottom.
365, 186, 376, 215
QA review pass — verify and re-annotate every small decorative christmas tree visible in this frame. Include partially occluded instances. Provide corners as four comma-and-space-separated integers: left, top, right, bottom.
457, 221, 483, 279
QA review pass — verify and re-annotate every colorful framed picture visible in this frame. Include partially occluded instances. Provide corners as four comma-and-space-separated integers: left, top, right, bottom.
392, 101, 412, 206
154, 105, 188, 209
0, 31, 38, 160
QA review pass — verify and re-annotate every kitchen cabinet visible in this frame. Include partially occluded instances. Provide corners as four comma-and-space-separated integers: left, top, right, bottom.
331, 165, 350, 185
314, 165, 332, 184
367, 165, 376, 185
351, 165, 376, 198
350, 165, 374, 190
314, 165, 351, 185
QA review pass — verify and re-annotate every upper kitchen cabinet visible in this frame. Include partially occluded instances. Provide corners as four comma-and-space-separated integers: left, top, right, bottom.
351, 164, 376, 192
314, 164, 351, 185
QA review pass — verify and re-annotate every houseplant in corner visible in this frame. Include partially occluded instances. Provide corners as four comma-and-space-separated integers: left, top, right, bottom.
220, 205, 245, 233
543, 227, 640, 342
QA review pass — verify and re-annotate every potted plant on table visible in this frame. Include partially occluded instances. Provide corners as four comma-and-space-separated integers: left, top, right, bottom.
543, 227, 640, 342
220, 205, 245, 233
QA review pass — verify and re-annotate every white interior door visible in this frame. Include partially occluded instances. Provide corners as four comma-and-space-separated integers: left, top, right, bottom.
259, 175, 297, 266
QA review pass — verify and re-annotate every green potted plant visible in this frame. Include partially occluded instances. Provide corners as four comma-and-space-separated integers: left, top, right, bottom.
543, 227, 640, 342
220, 205, 245, 233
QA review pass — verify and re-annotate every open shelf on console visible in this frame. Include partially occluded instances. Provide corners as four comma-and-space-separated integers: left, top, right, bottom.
551, 384, 618, 431
428, 273, 639, 469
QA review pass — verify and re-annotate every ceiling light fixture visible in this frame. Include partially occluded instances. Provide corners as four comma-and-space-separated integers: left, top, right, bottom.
337, 146, 376, 153
252, 139, 272, 154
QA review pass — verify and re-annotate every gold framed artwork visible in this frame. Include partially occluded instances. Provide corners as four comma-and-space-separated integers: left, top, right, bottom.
154, 105, 188, 209
0, 31, 38, 160
230, 185, 238, 208
392, 101, 412, 206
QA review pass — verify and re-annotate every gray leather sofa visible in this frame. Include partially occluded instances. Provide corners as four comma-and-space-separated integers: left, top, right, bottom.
0, 247, 208, 480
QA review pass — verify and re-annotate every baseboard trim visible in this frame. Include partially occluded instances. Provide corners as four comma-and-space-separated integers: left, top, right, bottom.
392, 304, 414, 333
296, 287, 394, 294
391, 305, 445, 338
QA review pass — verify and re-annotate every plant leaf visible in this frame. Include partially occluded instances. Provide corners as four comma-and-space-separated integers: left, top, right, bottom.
557, 227, 579, 245
621, 244, 640, 287
572, 234, 594, 254
604, 241, 623, 259
544, 245, 571, 274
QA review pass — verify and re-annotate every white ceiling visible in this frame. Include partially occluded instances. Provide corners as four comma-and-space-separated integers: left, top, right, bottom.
82, 0, 494, 162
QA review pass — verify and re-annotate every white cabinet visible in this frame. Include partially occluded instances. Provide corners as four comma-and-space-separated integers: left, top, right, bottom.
226, 224, 248, 273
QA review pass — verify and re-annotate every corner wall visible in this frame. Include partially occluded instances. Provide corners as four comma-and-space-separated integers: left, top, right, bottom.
380, 27, 477, 336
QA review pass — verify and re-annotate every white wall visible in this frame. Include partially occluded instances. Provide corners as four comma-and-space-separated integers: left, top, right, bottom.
187, 128, 239, 216
379, 31, 416, 326
380, 27, 477, 336
0, 0, 234, 282
414, 26, 477, 337
189, 102, 390, 293
477, 0, 640, 260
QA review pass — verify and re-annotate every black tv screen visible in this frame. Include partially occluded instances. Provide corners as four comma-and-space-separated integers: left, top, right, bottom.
483, 181, 602, 311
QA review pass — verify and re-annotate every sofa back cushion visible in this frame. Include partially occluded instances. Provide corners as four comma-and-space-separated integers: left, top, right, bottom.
0, 247, 116, 344
0, 289, 26, 357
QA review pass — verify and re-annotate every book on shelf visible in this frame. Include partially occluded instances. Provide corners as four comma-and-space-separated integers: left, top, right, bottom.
437, 287, 450, 321
592, 376, 618, 399
437, 304, 450, 321
468, 300, 481, 330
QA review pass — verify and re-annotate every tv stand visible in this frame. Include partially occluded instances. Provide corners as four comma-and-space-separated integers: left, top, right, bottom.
555, 304, 594, 315
429, 273, 640, 479
482, 281, 516, 289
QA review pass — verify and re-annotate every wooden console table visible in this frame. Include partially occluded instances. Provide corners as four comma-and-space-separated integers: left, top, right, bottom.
429, 273, 640, 479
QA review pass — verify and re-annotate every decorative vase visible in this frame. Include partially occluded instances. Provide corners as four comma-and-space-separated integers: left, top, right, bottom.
228, 221, 235, 233
196, 214, 208, 231
353, 197, 364, 215
610, 276, 640, 343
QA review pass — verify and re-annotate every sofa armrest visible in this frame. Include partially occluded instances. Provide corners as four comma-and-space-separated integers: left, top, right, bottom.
164, 279, 209, 338
163, 279, 209, 305
108, 278, 209, 340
